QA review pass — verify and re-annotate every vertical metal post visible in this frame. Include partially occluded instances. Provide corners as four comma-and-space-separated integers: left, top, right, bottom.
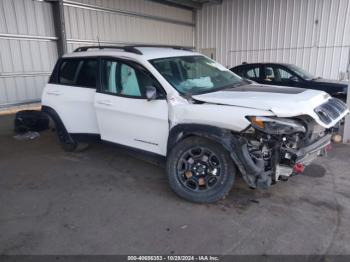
51, 0, 67, 56
193, 8, 197, 51
343, 49, 350, 143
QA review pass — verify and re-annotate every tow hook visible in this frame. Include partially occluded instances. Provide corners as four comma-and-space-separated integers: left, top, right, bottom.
293, 163, 305, 174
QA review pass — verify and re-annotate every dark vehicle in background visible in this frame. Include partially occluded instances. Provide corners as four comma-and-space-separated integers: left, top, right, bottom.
231, 63, 348, 101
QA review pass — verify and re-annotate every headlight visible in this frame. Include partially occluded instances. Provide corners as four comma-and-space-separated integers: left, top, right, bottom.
247, 116, 306, 135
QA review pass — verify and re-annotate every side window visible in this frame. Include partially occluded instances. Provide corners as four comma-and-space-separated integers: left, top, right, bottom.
276, 67, 293, 81
245, 67, 260, 79
264, 66, 293, 83
101, 60, 118, 93
59, 60, 80, 85
76, 60, 98, 88
120, 64, 141, 96
264, 66, 275, 81
101, 59, 161, 98
58, 59, 98, 88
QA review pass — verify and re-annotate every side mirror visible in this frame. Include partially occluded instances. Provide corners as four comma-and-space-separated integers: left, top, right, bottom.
146, 86, 158, 101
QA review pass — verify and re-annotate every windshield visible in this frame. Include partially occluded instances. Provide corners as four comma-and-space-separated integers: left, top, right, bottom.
288, 64, 315, 80
150, 55, 245, 95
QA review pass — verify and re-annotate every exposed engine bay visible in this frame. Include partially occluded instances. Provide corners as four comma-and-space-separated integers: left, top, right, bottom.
184, 94, 348, 190
237, 115, 333, 189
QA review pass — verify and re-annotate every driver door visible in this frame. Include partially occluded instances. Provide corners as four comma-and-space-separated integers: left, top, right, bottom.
95, 58, 169, 155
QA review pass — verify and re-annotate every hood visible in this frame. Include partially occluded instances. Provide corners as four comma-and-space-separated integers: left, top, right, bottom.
192, 84, 330, 118
312, 78, 348, 92
313, 78, 348, 86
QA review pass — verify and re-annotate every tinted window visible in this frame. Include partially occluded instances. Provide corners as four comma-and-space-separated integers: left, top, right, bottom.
264, 66, 275, 81
59, 59, 98, 88
59, 60, 80, 85
276, 67, 292, 81
264, 65, 293, 83
288, 64, 314, 80
246, 67, 260, 79
101, 59, 160, 98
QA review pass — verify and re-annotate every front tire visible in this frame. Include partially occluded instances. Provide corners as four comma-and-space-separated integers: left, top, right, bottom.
60, 140, 78, 152
166, 137, 236, 203
52, 119, 78, 152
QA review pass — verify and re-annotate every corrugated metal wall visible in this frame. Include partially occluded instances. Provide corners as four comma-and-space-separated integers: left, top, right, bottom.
0, 0, 58, 106
64, 0, 194, 52
0, 0, 194, 106
197, 0, 350, 80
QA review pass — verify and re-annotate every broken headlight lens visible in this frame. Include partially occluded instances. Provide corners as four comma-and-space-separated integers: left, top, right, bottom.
247, 116, 306, 135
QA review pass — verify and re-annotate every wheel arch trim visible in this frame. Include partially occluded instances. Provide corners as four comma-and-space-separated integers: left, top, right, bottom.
167, 123, 269, 189
41, 105, 74, 144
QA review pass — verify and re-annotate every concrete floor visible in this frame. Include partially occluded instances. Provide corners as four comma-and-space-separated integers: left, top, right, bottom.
1, 114, 350, 255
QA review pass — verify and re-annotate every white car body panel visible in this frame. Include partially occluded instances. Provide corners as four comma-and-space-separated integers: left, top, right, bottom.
42, 84, 99, 134
192, 88, 349, 129
95, 93, 169, 155
169, 102, 274, 131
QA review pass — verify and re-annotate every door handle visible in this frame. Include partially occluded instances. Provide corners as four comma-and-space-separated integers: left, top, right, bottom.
47, 90, 62, 96
97, 100, 112, 106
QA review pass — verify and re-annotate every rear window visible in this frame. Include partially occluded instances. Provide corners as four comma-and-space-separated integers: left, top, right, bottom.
246, 67, 260, 78
58, 58, 98, 88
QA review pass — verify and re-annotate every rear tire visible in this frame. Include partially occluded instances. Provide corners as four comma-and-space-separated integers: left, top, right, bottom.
166, 137, 236, 203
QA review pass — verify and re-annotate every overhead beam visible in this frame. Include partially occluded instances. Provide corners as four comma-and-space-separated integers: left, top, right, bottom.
150, 0, 222, 10
151, 0, 202, 9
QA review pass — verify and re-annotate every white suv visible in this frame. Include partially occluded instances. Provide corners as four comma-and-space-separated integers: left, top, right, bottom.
42, 45, 349, 203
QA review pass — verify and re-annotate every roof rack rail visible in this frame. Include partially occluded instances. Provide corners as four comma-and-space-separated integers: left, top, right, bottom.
73, 45, 143, 55
129, 44, 194, 52
73, 44, 194, 55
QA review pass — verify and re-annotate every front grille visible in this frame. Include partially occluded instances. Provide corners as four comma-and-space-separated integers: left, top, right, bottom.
315, 98, 348, 124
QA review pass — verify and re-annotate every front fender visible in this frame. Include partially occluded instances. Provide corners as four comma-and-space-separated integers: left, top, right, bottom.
167, 124, 270, 189
167, 124, 233, 154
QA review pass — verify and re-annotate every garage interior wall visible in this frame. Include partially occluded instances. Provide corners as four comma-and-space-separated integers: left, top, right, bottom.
0, 0, 58, 107
0, 0, 194, 107
64, 0, 194, 52
197, 0, 350, 80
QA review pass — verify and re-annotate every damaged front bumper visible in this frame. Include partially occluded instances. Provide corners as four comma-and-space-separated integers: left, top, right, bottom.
228, 133, 332, 190
286, 134, 332, 165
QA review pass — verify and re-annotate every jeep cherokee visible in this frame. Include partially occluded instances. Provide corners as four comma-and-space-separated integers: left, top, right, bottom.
42, 45, 349, 203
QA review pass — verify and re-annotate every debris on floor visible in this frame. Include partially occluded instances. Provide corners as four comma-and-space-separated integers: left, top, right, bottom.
180, 224, 188, 230
13, 131, 40, 141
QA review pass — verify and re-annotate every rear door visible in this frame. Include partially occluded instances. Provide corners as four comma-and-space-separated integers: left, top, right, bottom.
94, 57, 169, 155
42, 57, 99, 134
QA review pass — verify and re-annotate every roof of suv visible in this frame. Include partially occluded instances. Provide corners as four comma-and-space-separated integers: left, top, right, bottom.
64, 46, 198, 60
